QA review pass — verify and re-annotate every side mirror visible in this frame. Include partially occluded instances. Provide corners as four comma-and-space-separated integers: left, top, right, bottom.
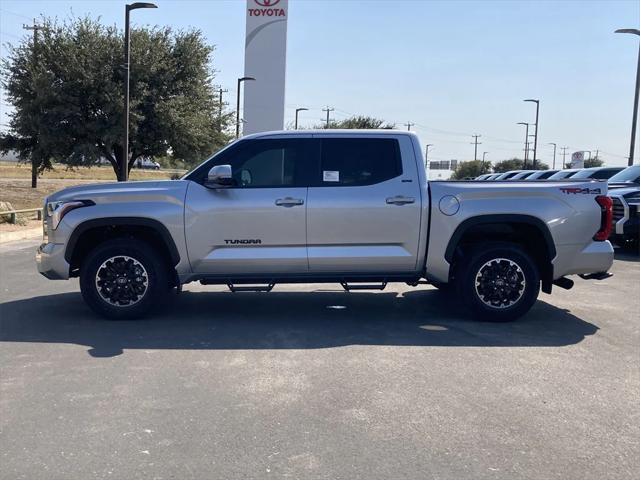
205, 164, 233, 188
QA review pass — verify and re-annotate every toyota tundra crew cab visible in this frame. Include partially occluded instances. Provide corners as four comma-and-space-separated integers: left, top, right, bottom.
36, 130, 615, 321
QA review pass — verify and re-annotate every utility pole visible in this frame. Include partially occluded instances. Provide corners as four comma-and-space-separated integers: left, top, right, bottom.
517, 122, 530, 167
404, 121, 415, 131
548, 142, 557, 169
322, 107, 334, 129
471, 134, 482, 161
23, 20, 40, 188
217, 87, 228, 131
560, 146, 569, 168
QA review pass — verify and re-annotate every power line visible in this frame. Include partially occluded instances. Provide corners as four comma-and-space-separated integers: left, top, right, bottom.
0, 31, 23, 40
0, 8, 33, 21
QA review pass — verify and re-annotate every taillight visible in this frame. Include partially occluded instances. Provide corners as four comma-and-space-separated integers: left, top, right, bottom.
594, 195, 612, 241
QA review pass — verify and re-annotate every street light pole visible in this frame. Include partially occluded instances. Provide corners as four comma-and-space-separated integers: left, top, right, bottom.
236, 77, 255, 138
548, 142, 557, 169
425, 144, 433, 166
294, 107, 308, 130
615, 29, 640, 166
482, 151, 489, 172
524, 99, 540, 169
517, 122, 530, 167
122, 2, 157, 182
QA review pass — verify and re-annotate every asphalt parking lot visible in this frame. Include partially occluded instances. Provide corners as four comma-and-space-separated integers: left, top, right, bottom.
1, 239, 638, 480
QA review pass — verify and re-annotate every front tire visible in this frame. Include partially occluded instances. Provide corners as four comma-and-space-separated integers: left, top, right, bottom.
80, 238, 170, 320
456, 243, 540, 322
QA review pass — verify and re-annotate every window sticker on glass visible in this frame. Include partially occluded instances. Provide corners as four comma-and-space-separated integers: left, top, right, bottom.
323, 170, 340, 182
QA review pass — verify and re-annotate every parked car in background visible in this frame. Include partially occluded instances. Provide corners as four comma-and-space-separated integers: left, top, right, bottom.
547, 169, 580, 180
609, 186, 640, 249
527, 170, 559, 180
133, 158, 161, 170
607, 165, 640, 189
569, 166, 625, 180
474, 173, 493, 180
494, 170, 526, 180
508, 171, 537, 180
484, 173, 502, 180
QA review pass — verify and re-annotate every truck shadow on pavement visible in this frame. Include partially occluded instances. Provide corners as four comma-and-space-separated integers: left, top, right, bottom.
0, 288, 599, 358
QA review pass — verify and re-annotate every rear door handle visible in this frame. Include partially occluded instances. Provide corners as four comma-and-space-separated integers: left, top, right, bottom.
386, 196, 415, 205
275, 197, 305, 207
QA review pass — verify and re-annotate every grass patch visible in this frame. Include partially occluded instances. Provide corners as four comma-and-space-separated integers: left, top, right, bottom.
0, 162, 180, 181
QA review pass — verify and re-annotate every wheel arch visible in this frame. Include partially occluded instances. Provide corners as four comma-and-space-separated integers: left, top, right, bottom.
65, 217, 180, 277
444, 214, 556, 293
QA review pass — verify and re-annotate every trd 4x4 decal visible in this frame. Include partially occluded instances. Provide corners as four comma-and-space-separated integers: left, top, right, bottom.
560, 187, 602, 195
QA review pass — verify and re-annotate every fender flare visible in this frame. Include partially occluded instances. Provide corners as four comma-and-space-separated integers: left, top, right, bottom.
64, 217, 181, 265
444, 214, 556, 264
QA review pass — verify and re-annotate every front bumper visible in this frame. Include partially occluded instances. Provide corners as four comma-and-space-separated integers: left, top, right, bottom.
612, 217, 639, 240
36, 242, 70, 280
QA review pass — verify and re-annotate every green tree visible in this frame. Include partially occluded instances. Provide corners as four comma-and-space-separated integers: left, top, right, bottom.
314, 115, 395, 129
493, 158, 548, 173
451, 160, 492, 180
493, 158, 524, 173
1, 16, 231, 182
584, 156, 604, 168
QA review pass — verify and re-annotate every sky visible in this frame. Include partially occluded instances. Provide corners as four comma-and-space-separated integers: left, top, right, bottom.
1, 0, 639, 168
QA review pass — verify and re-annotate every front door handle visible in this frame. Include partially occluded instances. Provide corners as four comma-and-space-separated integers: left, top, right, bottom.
386, 196, 415, 205
275, 197, 305, 207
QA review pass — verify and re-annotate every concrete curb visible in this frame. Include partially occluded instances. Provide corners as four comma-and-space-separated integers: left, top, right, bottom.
0, 227, 42, 244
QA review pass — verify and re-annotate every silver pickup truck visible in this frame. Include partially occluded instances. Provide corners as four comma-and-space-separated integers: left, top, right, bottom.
37, 130, 614, 321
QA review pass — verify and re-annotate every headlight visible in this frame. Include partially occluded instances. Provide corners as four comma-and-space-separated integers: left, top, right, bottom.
46, 200, 94, 230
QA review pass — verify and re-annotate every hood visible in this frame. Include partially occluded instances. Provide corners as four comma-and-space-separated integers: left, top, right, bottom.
46, 180, 190, 204
608, 182, 640, 190
608, 186, 640, 201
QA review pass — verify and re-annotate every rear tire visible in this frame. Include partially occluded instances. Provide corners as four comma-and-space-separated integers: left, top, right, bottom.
456, 243, 539, 322
80, 238, 170, 320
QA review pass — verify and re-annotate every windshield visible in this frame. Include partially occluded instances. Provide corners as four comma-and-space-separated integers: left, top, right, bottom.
536, 170, 558, 179
570, 169, 599, 179
571, 167, 623, 180
548, 170, 577, 179
608, 166, 640, 183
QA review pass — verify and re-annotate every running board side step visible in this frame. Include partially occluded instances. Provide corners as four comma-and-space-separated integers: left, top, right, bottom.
578, 272, 613, 281
553, 277, 574, 290
227, 283, 275, 293
340, 281, 387, 292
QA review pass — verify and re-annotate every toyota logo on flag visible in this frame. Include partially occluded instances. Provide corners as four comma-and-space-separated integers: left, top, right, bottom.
255, 0, 280, 6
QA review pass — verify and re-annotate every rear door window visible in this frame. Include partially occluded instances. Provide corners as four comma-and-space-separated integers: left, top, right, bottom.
318, 138, 402, 186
